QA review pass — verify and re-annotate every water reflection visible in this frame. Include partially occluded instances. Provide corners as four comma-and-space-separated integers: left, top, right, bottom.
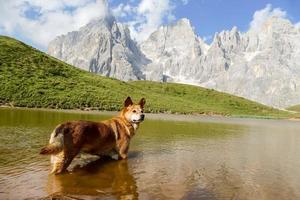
0, 107, 112, 128
46, 156, 139, 200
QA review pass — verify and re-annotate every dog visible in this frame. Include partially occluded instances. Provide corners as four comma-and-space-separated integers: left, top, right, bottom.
40, 97, 145, 174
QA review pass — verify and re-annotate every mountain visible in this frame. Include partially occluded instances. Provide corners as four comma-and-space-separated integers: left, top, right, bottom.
140, 17, 300, 108
48, 15, 147, 81
140, 18, 208, 82
48, 16, 300, 108
0, 36, 288, 117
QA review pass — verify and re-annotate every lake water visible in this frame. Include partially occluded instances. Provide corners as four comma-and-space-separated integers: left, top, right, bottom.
0, 108, 300, 200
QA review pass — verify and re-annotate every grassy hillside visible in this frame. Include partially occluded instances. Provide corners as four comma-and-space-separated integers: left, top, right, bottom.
0, 35, 289, 118
287, 104, 300, 112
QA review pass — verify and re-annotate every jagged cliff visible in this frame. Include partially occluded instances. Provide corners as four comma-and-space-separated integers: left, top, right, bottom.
48, 15, 147, 81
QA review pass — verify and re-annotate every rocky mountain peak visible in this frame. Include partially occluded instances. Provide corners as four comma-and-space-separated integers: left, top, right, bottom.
210, 26, 243, 55
48, 15, 146, 81
84, 14, 115, 29
175, 18, 193, 28
140, 18, 204, 59
139, 18, 208, 82
258, 16, 295, 33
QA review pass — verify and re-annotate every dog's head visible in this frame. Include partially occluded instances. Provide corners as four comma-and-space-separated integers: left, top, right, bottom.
122, 97, 146, 124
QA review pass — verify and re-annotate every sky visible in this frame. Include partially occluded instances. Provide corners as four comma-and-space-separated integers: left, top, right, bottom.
0, 0, 299, 51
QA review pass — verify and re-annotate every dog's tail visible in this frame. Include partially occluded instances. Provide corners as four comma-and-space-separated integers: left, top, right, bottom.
40, 124, 67, 155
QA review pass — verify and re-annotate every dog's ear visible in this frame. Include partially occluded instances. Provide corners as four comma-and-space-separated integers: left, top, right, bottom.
124, 96, 133, 107
139, 98, 146, 108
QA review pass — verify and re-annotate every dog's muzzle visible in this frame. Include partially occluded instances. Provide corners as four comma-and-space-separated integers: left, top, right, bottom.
140, 114, 145, 121
132, 114, 145, 123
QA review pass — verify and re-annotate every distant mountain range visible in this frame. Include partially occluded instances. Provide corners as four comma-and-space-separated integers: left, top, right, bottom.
48, 15, 300, 108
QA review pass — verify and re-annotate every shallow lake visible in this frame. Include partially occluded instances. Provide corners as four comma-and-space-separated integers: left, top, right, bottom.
0, 108, 300, 200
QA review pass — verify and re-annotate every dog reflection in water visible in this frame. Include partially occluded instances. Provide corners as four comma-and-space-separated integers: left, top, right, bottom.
46, 155, 139, 199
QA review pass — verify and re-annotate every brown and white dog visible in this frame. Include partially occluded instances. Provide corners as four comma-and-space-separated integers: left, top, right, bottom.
40, 97, 145, 174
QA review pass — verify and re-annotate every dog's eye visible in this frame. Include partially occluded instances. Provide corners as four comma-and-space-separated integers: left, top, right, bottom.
133, 110, 136, 113
141, 110, 144, 113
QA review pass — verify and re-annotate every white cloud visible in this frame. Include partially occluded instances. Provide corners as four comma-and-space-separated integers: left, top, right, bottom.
295, 22, 300, 29
249, 4, 286, 30
0, 0, 107, 49
134, 0, 175, 41
0, 0, 178, 48
112, 3, 135, 18
112, 0, 176, 42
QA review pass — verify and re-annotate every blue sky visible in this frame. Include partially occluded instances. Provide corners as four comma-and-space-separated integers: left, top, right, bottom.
110, 0, 300, 42
174, 0, 300, 41
0, 0, 299, 50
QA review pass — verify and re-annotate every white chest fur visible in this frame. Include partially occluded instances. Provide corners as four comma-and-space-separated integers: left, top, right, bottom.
132, 123, 138, 131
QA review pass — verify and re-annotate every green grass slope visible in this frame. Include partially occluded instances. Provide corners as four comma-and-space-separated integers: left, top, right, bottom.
0, 35, 289, 118
287, 104, 300, 112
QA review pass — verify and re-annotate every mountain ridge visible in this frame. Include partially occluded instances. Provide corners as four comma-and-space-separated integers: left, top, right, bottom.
48, 16, 300, 108
48, 15, 147, 81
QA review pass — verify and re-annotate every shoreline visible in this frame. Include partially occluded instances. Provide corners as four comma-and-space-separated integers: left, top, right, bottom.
1, 105, 300, 125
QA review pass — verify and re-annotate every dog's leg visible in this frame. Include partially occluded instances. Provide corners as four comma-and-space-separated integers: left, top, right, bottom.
51, 150, 79, 174
52, 127, 83, 174
118, 140, 129, 160
51, 151, 65, 174
51, 130, 80, 174
60, 151, 78, 173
